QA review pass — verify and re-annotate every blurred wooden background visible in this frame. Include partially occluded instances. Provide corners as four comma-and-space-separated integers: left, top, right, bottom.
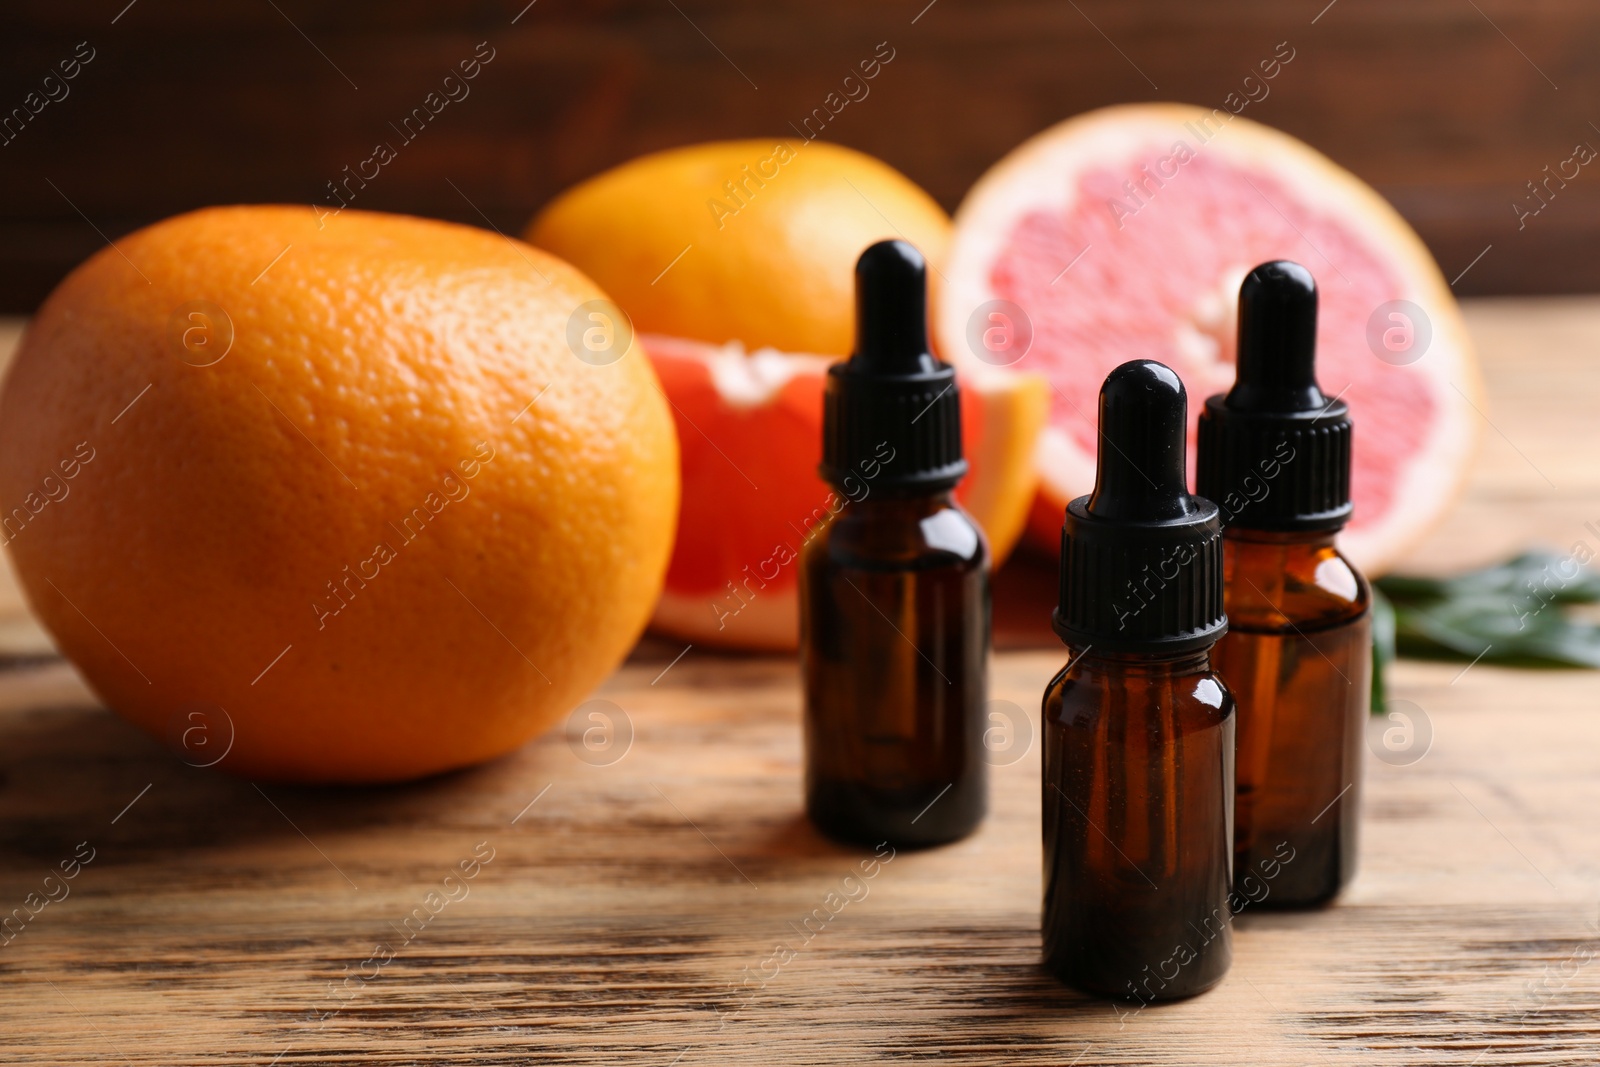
2, 0, 1598, 312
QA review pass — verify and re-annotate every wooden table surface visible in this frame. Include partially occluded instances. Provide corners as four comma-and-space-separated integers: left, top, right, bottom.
2, 300, 1599, 1066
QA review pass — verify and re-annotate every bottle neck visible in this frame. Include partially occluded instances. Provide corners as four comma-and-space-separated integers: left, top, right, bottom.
837, 486, 956, 521
1068, 644, 1214, 679
1223, 526, 1342, 577
1224, 526, 1339, 549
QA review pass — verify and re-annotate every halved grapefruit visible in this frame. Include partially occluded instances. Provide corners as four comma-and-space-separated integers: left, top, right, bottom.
936, 104, 1482, 574
529, 140, 1047, 649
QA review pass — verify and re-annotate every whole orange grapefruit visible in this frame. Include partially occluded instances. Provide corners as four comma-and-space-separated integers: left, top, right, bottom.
527, 139, 954, 356
0, 205, 678, 782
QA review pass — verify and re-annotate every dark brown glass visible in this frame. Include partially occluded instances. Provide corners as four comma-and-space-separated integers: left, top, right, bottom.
1042, 647, 1235, 1000
1216, 528, 1371, 907
801, 490, 989, 847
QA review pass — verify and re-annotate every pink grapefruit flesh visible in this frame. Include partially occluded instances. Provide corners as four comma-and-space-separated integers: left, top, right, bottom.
936, 103, 1481, 575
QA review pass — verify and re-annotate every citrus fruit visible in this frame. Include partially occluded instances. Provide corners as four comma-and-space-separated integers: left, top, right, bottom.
527, 139, 953, 356
936, 104, 1481, 575
0, 205, 678, 782
642, 334, 1045, 649
529, 140, 1045, 649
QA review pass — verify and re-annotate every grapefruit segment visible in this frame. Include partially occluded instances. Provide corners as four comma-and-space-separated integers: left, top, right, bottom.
646, 334, 1045, 649
937, 104, 1481, 575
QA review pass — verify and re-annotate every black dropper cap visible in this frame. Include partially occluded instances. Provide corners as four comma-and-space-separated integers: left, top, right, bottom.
1196, 260, 1353, 530
820, 240, 966, 492
1053, 360, 1226, 653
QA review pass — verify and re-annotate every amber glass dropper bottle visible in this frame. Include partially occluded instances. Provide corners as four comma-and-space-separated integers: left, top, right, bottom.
1197, 260, 1371, 907
1042, 359, 1235, 1000
801, 239, 990, 848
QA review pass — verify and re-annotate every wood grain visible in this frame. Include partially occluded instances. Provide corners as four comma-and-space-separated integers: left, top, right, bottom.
3, 1, 1600, 310
2, 298, 1599, 1064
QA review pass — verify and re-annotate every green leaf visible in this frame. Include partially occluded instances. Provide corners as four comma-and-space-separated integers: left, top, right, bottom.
1376, 550, 1600, 671
1376, 549, 1600, 607
1370, 585, 1395, 714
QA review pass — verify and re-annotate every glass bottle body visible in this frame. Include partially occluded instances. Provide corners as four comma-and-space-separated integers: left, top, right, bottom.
1042, 647, 1235, 1000
801, 490, 990, 847
1215, 528, 1370, 907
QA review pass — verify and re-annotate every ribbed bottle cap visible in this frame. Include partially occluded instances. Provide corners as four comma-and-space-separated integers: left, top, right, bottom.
1053, 360, 1226, 653
820, 240, 966, 492
1196, 260, 1353, 531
